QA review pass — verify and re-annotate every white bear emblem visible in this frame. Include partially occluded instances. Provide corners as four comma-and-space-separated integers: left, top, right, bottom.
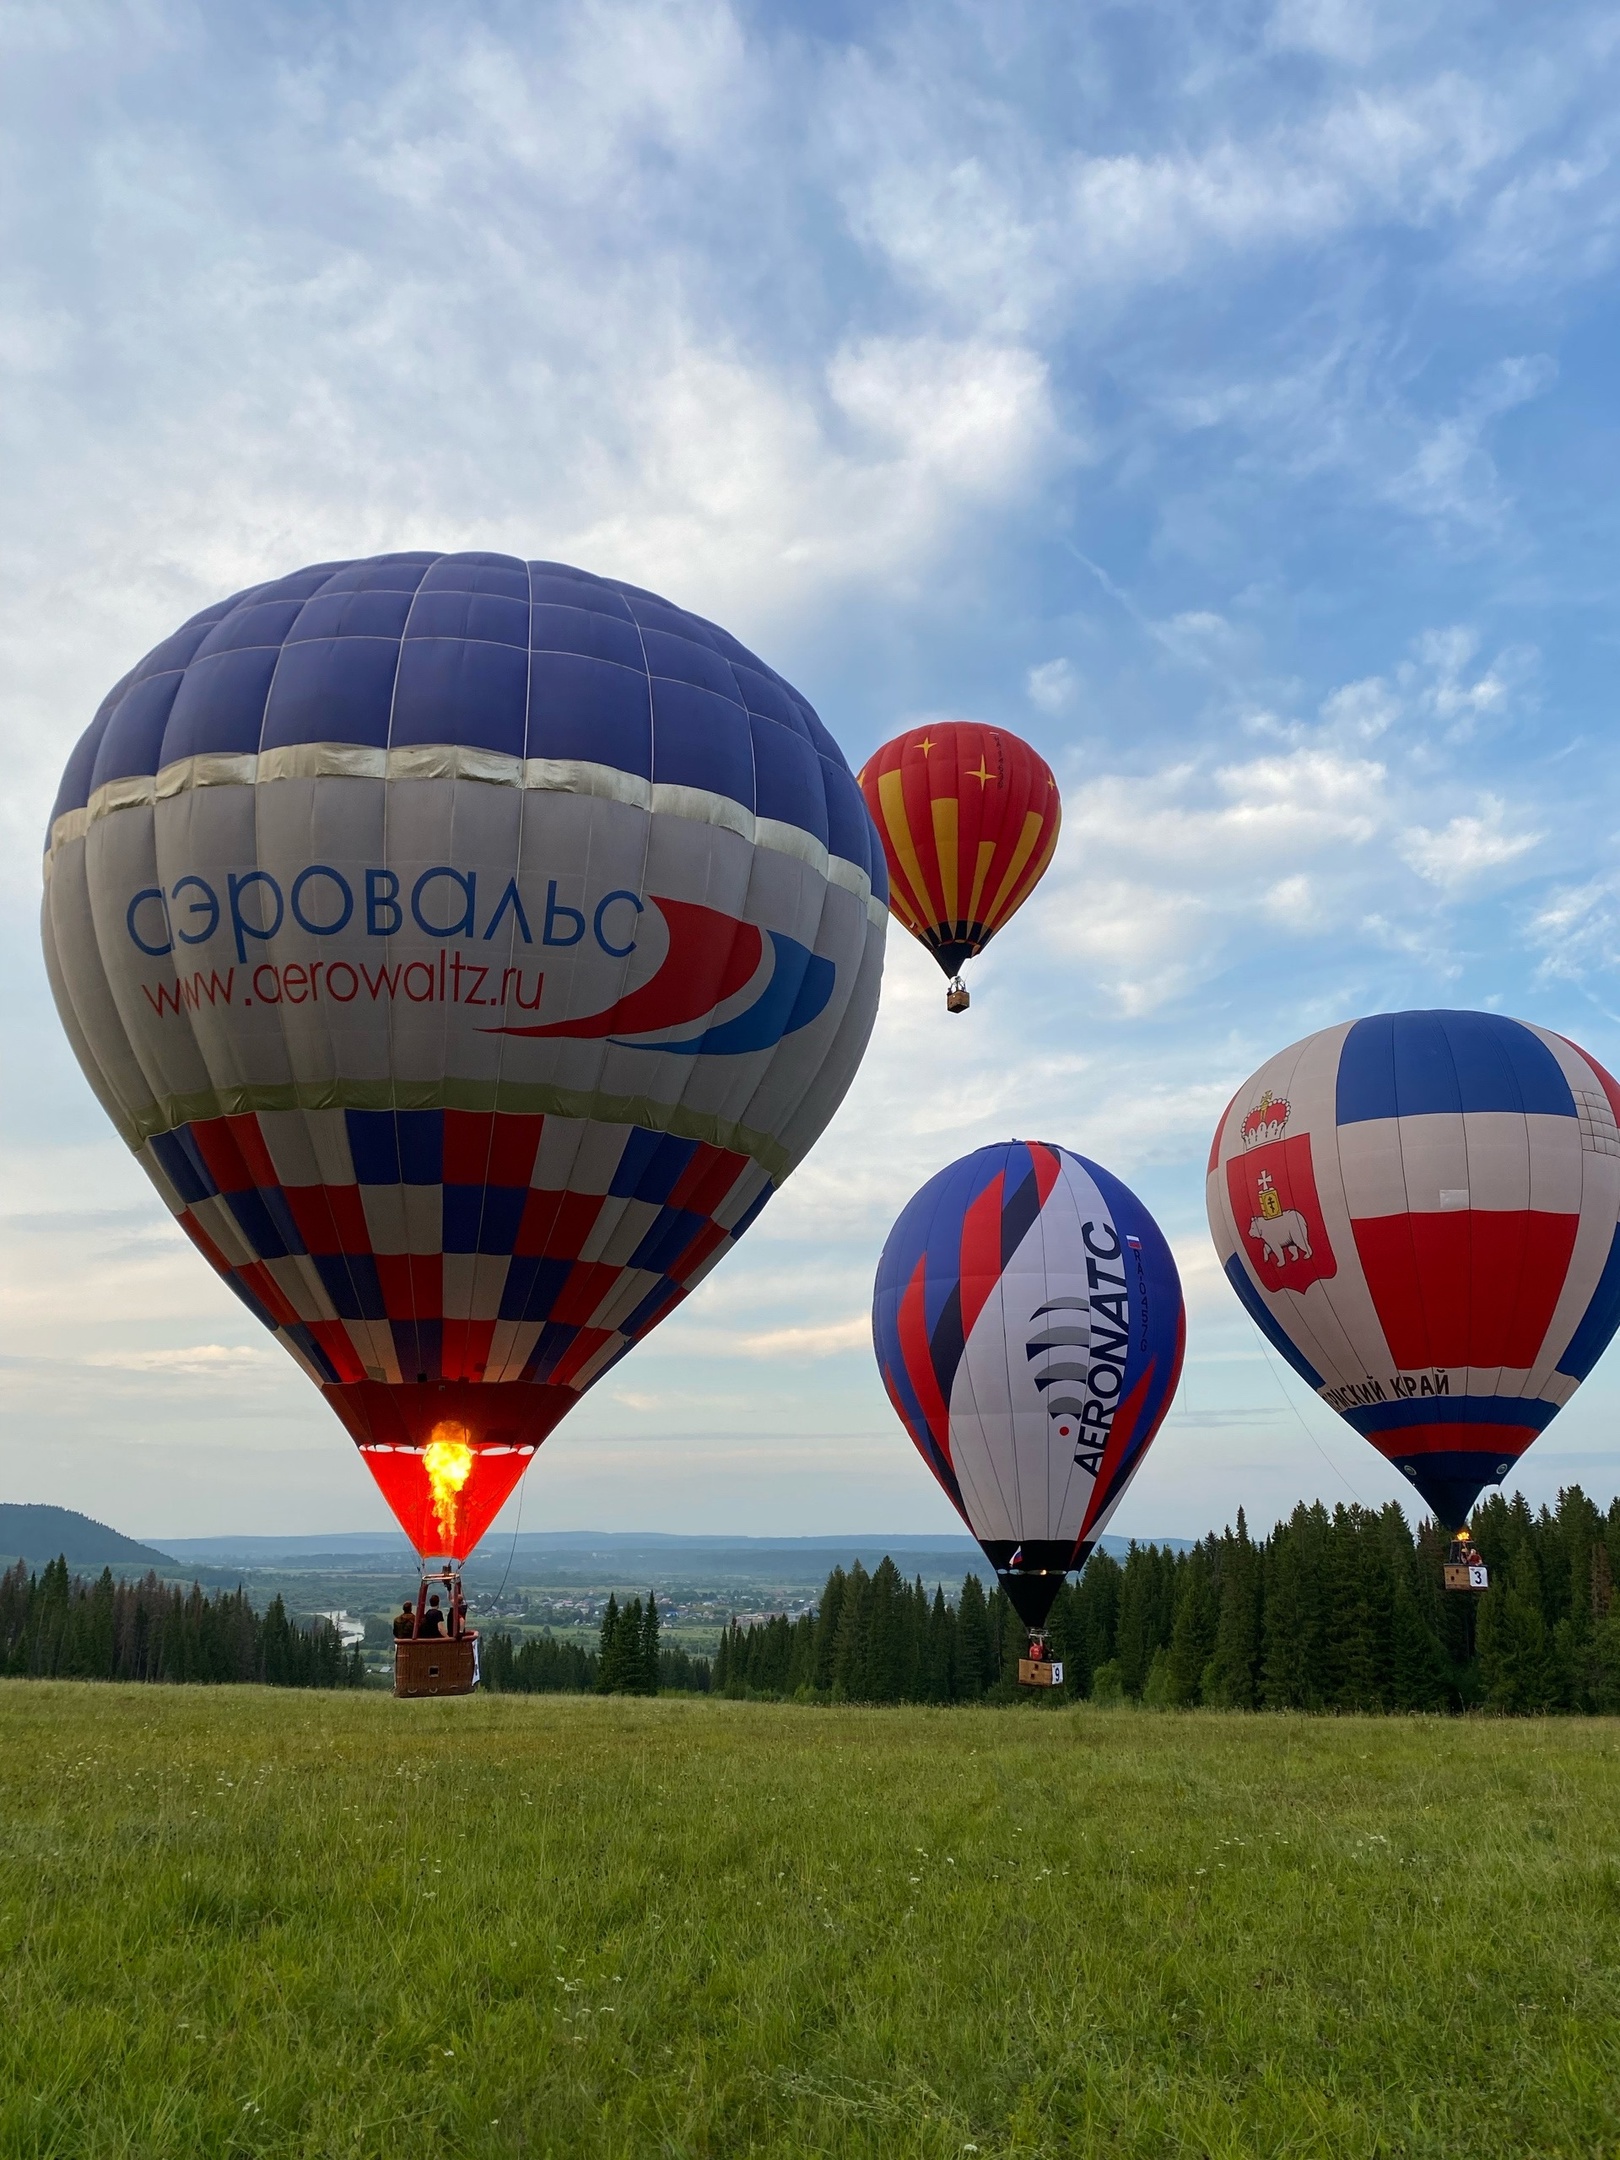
1249, 1210, 1312, 1267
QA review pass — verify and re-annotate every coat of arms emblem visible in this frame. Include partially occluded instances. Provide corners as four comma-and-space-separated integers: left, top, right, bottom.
1226, 1088, 1336, 1293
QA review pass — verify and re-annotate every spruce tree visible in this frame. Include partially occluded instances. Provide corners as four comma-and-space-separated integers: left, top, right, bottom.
1070, 1551, 1122, 1693
1164, 1549, 1217, 1705
1203, 1514, 1261, 1708
812, 1569, 847, 1693
1324, 1508, 1381, 1710
1389, 1576, 1448, 1710
640, 1592, 661, 1696
924, 1586, 955, 1701
955, 1574, 994, 1700
597, 1594, 622, 1692
831, 1562, 870, 1700
997, 1595, 1026, 1693
863, 1558, 906, 1702
1478, 1548, 1558, 1712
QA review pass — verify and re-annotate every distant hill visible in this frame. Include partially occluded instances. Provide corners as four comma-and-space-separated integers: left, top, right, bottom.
0, 1505, 173, 1571
154, 1528, 1190, 1573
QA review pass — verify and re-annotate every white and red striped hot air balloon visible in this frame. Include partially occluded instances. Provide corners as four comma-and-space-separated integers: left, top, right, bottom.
1207, 1010, 1620, 1531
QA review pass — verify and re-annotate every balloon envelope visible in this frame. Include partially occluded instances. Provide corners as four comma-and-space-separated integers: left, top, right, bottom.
873, 1141, 1184, 1626
1207, 1010, 1620, 1530
43, 552, 887, 1556
858, 722, 1060, 982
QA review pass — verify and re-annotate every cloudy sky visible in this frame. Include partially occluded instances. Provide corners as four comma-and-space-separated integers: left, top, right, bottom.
6, 0, 1620, 1543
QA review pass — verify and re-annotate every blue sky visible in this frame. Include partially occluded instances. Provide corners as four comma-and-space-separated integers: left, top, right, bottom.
5, 0, 1620, 1541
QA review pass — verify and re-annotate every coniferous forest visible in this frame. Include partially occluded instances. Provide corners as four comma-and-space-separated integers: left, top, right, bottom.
0, 1560, 366, 1686
707, 1488, 1620, 1714
10, 1486, 1620, 1711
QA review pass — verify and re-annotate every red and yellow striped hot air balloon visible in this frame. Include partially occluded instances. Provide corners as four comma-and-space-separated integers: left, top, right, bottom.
858, 723, 1061, 1011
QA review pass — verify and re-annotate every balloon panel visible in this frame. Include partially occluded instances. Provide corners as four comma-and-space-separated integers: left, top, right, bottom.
858, 723, 1060, 976
1207, 1010, 1620, 1528
873, 1141, 1185, 1613
43, 554, 888, 1553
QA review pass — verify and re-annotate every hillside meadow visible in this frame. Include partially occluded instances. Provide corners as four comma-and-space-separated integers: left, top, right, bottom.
2, 1686, 1618, 2159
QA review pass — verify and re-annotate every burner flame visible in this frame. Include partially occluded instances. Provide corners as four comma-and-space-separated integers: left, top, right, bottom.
422, 1425, 475, 1551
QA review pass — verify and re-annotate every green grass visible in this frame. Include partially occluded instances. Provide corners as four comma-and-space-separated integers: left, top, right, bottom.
3, 1687, 1619, 2158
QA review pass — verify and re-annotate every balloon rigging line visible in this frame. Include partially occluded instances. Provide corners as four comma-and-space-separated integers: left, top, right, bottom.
1254, 1335, 1367, 1507
491, 1471, 528, 1609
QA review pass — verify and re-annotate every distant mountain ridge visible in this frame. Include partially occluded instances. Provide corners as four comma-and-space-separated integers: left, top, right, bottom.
156, 1529, 1187, 1566
0, 1505, 173, 1570
3, 1512, 1191, 1577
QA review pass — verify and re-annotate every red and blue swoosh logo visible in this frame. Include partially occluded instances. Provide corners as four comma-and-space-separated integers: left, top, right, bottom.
482, 896, 835, 1055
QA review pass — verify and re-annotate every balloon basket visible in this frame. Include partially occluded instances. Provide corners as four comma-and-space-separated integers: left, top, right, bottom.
1443, 1538, 1489, 1593
1017, 1656, 1063, 1687
1018, 1630, 1064, 1687
393, 1562, 480, 1697
945, 979, 970, 1013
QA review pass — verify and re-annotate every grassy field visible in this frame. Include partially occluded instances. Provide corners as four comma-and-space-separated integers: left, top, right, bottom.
3, 1688, 1618, 2159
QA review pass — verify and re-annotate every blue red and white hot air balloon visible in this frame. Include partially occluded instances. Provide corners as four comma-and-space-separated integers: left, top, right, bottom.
41, 552, 887, 1561
1208, 1010, 1620, 1531
873, 1141, 1185, 1631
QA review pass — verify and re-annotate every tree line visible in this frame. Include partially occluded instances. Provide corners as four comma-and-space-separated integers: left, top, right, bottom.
0, 1559, 366, 1687
13, 1485, 1619, 1712
482, 1591, 713, 1695
713, 1489, 1620, 1714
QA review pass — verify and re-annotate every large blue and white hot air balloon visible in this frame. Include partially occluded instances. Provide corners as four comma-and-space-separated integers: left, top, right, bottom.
42, 553, 887, 1555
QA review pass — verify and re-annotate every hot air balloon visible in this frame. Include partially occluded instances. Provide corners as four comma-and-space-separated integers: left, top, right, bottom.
42, 552, 887, 1689
1207, 1011, 1620, 1552
858, 722, 1060, 1012
873, 1141, 1184, 1677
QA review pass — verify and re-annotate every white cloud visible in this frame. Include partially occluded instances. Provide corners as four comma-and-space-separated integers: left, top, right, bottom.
1401, 797, 1541, 887
1266, 0, 1429, 66
1027, 658, 1078, 713
1528, 876, 1620, 985
1384, 354, 1557, 526
731, 1315, 872, 1359
1320, 675, 1400, 740
830, 48, 1523, 334
83, 1344, 276, 1376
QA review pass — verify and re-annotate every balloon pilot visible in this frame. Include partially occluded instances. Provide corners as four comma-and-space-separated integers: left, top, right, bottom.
393, 1557, 480, 1696
1443, 1528, 1489, 1594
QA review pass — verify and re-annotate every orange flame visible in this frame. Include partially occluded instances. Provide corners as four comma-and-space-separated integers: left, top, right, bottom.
422, 1425, 475, 1551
